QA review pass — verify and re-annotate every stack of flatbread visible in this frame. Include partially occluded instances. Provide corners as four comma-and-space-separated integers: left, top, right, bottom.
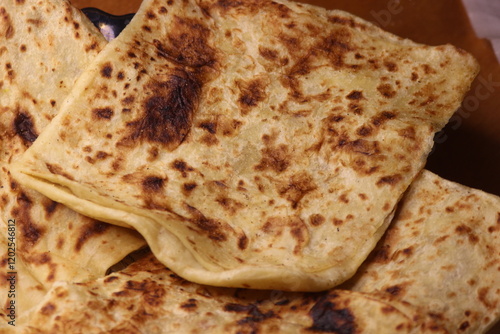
1, 0, 498, 333
0, 0, 145, 328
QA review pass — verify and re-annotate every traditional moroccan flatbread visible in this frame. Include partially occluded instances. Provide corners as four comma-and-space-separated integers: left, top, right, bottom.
12, 0, 479, 291
10, 171, 498, 333
17, 251, 448, 334
344, 170, 500, 333
0, 0, 145, 328
0, 226, 50, 328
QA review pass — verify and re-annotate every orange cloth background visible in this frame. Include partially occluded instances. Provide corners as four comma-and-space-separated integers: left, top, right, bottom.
70, 0, 500, 197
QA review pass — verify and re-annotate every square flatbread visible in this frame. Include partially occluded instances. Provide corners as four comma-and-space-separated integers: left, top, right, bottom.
12, 0, 478, 291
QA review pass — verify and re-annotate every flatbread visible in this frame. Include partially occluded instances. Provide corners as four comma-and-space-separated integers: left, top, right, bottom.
18, 251, 448, 334
12, 0, 479, 291
344, 170, 500, 333
0, 0, 145, 327
0, 226, 50, 328
12, 170, 499, 333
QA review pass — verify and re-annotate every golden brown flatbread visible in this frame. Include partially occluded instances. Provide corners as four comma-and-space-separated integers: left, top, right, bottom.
11, 0, 478, 291
0, 226, 49, 328
17, 251, 448, 334
0, 0, 145, 328
10, 171, 499, 333
345, 170, 500, 333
